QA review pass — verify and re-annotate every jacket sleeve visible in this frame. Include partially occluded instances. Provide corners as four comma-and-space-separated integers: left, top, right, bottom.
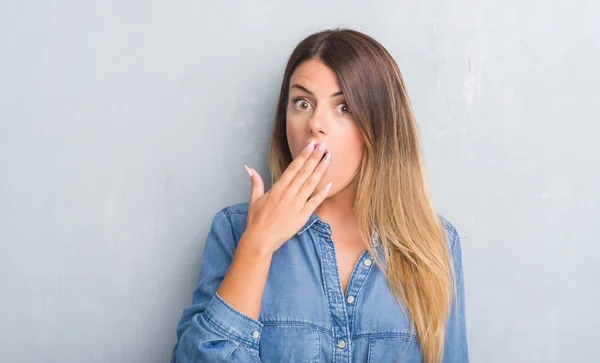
170, 209, 264, 363
442, 220, 470, 363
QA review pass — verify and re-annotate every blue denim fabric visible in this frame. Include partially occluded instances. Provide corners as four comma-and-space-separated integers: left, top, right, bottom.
171, 202, 468, 362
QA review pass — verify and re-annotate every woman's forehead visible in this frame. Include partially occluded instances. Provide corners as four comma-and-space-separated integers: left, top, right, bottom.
289, 60, 341, 93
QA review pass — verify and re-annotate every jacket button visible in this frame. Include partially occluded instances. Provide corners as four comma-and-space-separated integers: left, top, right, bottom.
338, 339, 346, 349
363, 259, 372, 267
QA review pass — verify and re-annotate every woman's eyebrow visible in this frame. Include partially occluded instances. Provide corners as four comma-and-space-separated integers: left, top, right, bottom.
290, 84, 343, 98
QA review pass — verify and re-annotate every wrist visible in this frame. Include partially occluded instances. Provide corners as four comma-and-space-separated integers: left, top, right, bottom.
238, 230, 275, 258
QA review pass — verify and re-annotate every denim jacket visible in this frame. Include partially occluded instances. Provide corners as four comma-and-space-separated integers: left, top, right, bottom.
171, 202, 468, 362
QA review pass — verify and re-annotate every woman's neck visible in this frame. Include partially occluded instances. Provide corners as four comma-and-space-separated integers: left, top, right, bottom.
315, 179, 358, 225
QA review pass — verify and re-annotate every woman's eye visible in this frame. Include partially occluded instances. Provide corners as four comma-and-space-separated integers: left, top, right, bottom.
292, 98, 312, 111
337, 103, 350, 114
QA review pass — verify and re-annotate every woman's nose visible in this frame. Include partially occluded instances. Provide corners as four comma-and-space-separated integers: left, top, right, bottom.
307, 106, 329, 136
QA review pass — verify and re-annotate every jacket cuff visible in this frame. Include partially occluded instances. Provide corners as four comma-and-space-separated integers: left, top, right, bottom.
203, 292, 264, 351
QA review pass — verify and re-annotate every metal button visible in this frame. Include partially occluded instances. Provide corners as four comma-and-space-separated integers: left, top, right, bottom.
252, 330, 259, 339
338, 339, 346, 349
347, 296, 355, 304
363, 259, 372, 267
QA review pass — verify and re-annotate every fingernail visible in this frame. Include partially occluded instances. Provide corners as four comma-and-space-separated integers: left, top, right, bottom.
325, 182, 332, 191
323, 152, 331, 163
244, 165, 253, 177
305, 140, 316, 151
317, 142, 327, 152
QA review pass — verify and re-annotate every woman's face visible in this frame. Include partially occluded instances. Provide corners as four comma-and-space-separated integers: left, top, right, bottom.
286, 58, 364, 197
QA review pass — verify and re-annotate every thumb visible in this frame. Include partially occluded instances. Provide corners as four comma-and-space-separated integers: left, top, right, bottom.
244, 165, 264, 204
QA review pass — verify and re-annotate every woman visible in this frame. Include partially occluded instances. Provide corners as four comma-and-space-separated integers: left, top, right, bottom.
171, 28, 468, 363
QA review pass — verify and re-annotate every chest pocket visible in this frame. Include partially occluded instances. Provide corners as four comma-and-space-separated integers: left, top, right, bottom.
367, 336, 422, 363
258, 324, 320, 363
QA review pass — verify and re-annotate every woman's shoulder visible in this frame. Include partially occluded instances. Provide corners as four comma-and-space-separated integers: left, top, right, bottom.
218, 201, 249, 217
439, 215, 459, 238
206, 202, 250, 244
437, 214, 462, 254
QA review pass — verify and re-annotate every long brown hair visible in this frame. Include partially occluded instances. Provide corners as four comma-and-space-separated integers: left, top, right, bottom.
268, 28, 456, 363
